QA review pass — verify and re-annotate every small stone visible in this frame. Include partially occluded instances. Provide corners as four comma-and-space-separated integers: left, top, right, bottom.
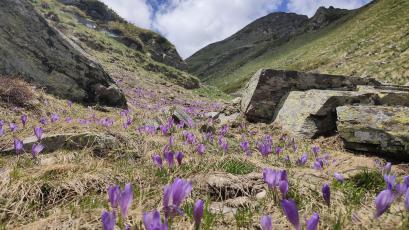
256, 190, 267, 200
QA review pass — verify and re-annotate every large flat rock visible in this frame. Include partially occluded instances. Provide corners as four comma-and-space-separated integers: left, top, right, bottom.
0, 0, 126, 107
1, 133, 119, 156
241, 69, 380, 122
275, 87, 409, 138
337, 106, 409, 157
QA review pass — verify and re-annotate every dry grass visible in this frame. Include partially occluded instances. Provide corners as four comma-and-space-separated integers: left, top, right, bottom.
0, 76, 37, 109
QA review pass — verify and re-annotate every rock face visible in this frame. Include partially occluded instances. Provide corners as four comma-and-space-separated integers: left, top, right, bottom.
275, 86, 409, 138
0, 0, 126, 107
337, 106, 409, 157
1, 132, 119, 156
241, 69, 380, 122
274, 90, 377, 138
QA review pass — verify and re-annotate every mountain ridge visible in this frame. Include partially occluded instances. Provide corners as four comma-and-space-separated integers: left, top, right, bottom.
187, 0, 409, 93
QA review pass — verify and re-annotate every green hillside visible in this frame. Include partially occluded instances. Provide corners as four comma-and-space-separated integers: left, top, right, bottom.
32, 0, 200, 89
188, 0, 409, 93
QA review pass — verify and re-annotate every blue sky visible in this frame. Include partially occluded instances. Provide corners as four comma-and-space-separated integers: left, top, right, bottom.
100, 0, 371, 58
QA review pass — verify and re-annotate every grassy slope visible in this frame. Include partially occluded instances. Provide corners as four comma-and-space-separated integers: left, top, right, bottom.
32, 0, 200, 89
205, 0, 409, 93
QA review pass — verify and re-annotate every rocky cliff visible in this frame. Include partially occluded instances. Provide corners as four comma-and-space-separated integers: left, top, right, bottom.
0, 0, 126, 107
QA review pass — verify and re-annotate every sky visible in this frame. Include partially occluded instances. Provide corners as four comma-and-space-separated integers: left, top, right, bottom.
100, 0, 371, 59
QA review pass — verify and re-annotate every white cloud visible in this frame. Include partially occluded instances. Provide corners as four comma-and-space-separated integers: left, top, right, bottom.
100, 0, 152, 29
152, 0, 283, 58
287, 0, 371, 17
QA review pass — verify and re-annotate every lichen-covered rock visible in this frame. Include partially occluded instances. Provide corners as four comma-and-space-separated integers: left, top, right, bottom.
337, 106, 409, 157
241, 69, 380, 122
274, 90, 378, 138
0, 0, 126, 107
275, 87, 409, 138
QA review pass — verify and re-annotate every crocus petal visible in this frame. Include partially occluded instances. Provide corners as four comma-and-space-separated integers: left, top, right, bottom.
334, 172, 344, 183
279, 180, 289, 198
119, 183, 133, 219
108, 185, 120, 209
374, 189, 394, 218
143, 210, 168, 230
383, 162, 392, 175
281, 199, 300, 230
306, 212, 320, 230
14, 139, 23, 154
194, 199, 204, 226
260, 215, 272, 230
152, 155, 163, 168
176, 152, 184, 165
31, 143, 44, 158
322, 184, 331, 207
101, 210, 116, 230
34, 127, 43, 140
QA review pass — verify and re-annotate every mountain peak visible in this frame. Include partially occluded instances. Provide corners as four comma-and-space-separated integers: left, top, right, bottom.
308, 6, 350, 30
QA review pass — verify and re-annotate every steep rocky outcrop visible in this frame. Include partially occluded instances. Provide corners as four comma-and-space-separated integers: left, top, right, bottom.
241, 69, 380, 122
337, 106, 409, 157
58, 0, 187, 70
0, 0, 126, 107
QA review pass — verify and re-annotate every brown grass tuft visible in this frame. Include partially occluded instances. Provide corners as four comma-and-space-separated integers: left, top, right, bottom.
0, 76, 36, 108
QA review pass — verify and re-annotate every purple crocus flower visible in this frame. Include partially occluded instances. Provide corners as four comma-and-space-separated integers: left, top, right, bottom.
0, 126, 4, 136
334, 172, 344, 183
395, 183, 407, 196
65, 117, 73, 123
306, 212, 320, 230
260, 215, 272, 230
143, 210, 168, 230
108, 185, 120, 209
67, 100, 73, 108
152, 155, 163, 168
275, 146, 283, 155
312, 146, 320, 156
384, 175, 396, 190
169, 135, 175, 146
219, 124, 229, 136
14, 139, 23, 154
263, 168, 287, 189
101, 210, 116, 230
374, 189, 394, 218
123, 116, 132, 129
297, 153, 308, 166
193, 199, 204, 227
164, 151, 175, 167
281, 199, 300, 230
160, 124, 168, 136
31, 143, 44, 158
280, 180, 289, 198
313, 160, 323, 170
163, 178, 192, 218
322, 184, 331, 207
176, 152, 184, 165
383, 162, 392, 175
240, 141, 251, 156
9, 123, 18, 132
119, 183, 133, 219
258, 141, 272, 157
40, 117, 47, 125
21, 114, 27, 127
197, 144, 206, 155
34, 127, 43, 140
221, 140, 228, 154
50, 114, 59, 123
